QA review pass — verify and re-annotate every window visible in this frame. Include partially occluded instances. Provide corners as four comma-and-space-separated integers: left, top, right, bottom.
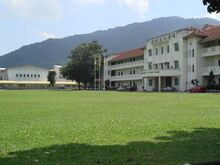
148, 49, 152, 56
155, 64, 158, 69
148, 64, 152, 70
31, 74, 33, 78
23, 74, 26, 77
174, 78, 179, 86
118, 72, 120, 76
133, 82, 136, 86
34, 74, 37, 78
149, 79, 153, 86
219, 78, 220, 84
161, 47, 164, 54
130, 70, 132, 75
20, 74, 22, 77
133, 70, 135, 74
174, 43, 179, 51
219, 59, 220, 66
27, 74, 29, 78
156, 48, 158, 55
16, 74, 18, 77
165, 62, 170, 69
167, 45, 170, 53
121, 72, 123, 76
192, 49, 195, 57
161, 63, 164, 69
192, 65, 195, 73
174, 60, 179, 69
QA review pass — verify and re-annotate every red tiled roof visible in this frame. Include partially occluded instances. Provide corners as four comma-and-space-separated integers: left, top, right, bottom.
184, 27, 208, 38
201, 25, 220, 42
110, 48, 144, 62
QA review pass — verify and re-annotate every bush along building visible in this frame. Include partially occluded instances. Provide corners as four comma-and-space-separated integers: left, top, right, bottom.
105, 25, 220, 91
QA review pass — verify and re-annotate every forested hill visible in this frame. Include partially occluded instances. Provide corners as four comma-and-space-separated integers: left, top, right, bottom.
0, 16, 219, 68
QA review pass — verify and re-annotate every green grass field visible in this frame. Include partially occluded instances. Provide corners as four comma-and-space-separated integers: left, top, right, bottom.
0, 90, 220, 165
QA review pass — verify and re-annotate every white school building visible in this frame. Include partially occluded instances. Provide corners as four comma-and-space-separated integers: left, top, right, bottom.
104, 48, 145, 90
0, 65, 77, 89
104, 24, 220, 91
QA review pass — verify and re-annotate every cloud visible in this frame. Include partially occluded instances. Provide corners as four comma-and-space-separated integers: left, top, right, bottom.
118, 0, 149, 16
0, 0, 62, 21
69, 0, 105, 6
36, 31, 60, 39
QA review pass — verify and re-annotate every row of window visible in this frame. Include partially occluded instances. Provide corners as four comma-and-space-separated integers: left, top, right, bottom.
148, 43, 179, 56
16, 74, 41, 78
117, 70, 137, 76
151, 33, 177, 44
148, 60, 179, 70
110, 56, 144, 66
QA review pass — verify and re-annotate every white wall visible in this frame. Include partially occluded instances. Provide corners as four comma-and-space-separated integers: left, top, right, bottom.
7, 65, 49, 81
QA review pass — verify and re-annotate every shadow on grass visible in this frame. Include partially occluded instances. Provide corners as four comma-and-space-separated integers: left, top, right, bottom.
0, 128, 220, 165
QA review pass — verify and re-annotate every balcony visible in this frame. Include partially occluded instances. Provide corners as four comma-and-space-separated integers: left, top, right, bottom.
110, 74, 142, 81
202, 46, 220, 57
203, 66, 220, 76
142, 68, 182, 77
110, 60, 144, 70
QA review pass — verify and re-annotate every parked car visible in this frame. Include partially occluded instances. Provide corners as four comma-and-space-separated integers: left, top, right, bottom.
189, 86, 206, 93
162, 86, 176, 92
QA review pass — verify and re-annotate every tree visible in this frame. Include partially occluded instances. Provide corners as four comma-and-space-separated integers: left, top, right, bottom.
191, 79, 199, 86
208, 71, 216, 85
47, 70, 56, 87
203, 0, 220, 13
105, 79, 110, 90
61, 41, 106, 90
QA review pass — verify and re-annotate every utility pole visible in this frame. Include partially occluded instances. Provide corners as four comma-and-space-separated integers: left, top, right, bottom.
94, 55, 96, 90
98, 54, 101, 91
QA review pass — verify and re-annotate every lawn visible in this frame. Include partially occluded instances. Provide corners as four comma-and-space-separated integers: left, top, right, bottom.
0, 90, 220, 165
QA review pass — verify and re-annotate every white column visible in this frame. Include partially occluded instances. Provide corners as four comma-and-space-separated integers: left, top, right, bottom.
158, 76, 161, 92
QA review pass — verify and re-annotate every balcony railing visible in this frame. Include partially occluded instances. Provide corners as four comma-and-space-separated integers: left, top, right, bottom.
110, 60, 144, 70
202, 46, 220, 57
203, 66, 220, 76
142, 68, 181, 77
110, 74, 142, 81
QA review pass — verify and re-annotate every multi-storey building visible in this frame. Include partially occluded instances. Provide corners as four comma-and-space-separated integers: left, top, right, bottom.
142, 25, 220, 91
104, 48, 144, 90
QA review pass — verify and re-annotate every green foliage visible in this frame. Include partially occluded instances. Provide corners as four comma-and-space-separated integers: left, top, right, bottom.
105, 79, 110, 90
61, 41, 106, 89
203, 0, 220, 13
47, 70, 56, 87
0, 91, 220, 165
208, 71, 216, 85
191, 79, 199, 86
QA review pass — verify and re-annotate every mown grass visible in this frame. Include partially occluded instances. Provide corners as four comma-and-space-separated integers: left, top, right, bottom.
0, 90, 219, 165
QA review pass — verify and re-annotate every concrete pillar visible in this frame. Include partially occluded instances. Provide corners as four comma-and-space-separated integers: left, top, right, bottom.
158, 76, 161, 92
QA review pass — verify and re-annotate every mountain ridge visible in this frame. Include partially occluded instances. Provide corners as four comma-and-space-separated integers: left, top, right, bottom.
0, 16, 220, 68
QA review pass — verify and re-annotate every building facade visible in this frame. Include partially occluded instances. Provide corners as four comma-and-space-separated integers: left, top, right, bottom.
0, 64, 77, 89
143, 25, 220, 91
103, 25, 220, 92
104, 48, 145, 90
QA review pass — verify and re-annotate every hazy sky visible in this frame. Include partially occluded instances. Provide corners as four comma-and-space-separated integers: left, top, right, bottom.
0, 0, 219, 56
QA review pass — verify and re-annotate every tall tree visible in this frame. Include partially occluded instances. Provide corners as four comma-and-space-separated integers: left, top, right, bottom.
47, 70, 56, 87
61, 41, 106, 90
208, 71, 216, 85
203, 0, 220, 13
